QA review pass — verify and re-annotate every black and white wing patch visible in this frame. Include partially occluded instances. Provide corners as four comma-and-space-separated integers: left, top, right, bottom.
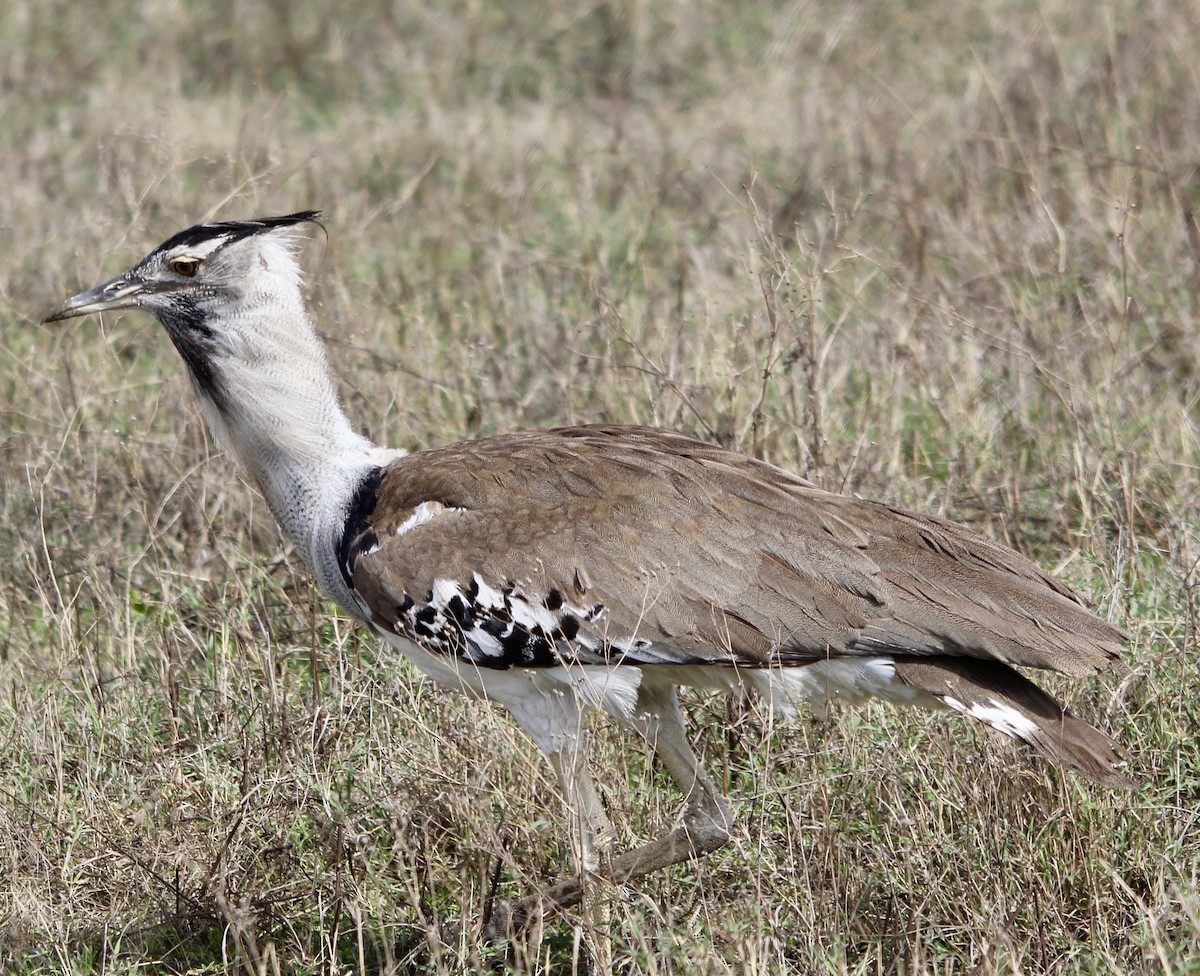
337, 474, 613, 668
336, 464, 712, 671
394, 575, 608, 668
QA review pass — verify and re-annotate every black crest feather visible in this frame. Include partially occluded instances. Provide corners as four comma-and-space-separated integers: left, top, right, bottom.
156, 211, 322, 253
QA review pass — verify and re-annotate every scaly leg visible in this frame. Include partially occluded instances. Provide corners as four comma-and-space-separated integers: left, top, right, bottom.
622, 681, 734, 842
547, 747, 613, 876
484, 682, 733, 940
484, 737, 616, 955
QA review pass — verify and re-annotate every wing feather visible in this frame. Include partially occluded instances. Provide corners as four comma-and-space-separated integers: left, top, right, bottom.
345, 425, 1126, 676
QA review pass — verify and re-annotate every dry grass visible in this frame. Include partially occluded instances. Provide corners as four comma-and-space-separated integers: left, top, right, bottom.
1, 0, 1197, 972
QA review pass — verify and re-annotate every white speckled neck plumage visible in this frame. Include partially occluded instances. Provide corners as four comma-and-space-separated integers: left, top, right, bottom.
184, 236, 399, 610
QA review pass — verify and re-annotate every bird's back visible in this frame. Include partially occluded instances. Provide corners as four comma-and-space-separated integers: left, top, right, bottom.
341, 424, 1126, 676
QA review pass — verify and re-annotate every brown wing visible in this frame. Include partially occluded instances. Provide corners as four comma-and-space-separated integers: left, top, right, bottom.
345, 424, 1127, 676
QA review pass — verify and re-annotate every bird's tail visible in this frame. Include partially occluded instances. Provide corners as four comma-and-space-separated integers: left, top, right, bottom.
892, 657, 1133, 787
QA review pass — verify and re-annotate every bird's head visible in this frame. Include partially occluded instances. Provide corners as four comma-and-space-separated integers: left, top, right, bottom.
43, 211, 324, 410
42, 209, 380, 564
44, 211, 322, 323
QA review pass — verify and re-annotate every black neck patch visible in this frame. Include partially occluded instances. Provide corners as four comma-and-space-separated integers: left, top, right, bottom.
338, 466, 383, 589
157, 295, 229, 413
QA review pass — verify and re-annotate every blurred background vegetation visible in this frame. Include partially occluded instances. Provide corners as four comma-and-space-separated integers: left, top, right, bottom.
0, 0, 1197, 972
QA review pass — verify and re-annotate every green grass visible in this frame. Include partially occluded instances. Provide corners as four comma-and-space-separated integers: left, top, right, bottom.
1, 0, 1198, 972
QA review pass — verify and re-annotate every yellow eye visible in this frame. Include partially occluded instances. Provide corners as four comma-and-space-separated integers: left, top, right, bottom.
169, 256, 201, 277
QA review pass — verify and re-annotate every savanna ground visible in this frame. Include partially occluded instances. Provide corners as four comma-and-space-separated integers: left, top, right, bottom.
1, 0, 1197, 972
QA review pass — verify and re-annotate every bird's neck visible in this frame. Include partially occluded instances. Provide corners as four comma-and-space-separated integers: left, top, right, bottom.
185, 291, 397, 609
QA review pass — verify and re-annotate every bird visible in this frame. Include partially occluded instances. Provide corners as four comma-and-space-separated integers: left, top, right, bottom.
44, 211, 1131, 935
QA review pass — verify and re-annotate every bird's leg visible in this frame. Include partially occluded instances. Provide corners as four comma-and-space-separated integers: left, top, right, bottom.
551, 746, 616, 971
483, 738, 614, 950
484, 689, 614, 945
484, 684, 733, 940
548, 747, 614, 877
623, 683, 734, 843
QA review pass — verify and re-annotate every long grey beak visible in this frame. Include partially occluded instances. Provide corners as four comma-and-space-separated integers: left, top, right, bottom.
43, 273, 146, 323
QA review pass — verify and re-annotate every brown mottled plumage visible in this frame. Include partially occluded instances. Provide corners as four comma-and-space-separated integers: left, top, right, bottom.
344, 424, 1129, 786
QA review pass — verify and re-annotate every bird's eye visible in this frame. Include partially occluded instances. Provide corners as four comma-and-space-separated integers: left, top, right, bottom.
169, 256, 201, 278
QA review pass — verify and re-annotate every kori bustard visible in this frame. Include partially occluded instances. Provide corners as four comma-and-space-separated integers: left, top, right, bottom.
45, 211, 1131, 932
